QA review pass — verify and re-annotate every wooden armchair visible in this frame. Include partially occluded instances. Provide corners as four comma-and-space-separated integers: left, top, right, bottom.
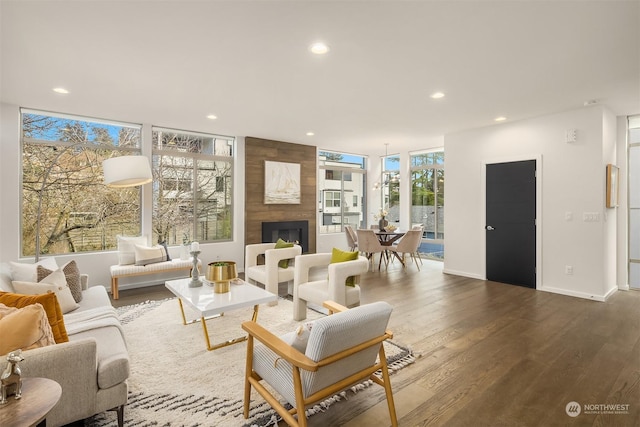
242, 301, 398, 427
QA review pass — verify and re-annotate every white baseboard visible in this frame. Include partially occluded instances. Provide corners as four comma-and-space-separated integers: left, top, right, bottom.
538, 285, 610, 302
442, 269, 484, 280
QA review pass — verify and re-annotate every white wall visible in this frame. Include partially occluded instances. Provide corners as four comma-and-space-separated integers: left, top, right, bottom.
444, 106, 619, 301
0, 103, 246, 291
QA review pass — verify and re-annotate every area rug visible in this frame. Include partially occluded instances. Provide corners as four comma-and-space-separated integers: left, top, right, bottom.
86, 297, 414, 427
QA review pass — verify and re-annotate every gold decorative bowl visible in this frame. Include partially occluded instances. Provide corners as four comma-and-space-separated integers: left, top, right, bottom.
385, 225, 397, 232
206, 261, 238, 293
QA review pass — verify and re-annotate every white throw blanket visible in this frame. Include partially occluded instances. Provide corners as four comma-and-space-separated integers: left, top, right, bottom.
64, 306, 126, 344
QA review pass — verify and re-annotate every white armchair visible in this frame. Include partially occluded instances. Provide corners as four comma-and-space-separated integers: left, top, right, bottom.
245, 243, 302, 301
292, 252, 369, 321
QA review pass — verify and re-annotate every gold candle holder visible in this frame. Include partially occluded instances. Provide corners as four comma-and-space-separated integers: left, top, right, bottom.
206, 261, 237, 293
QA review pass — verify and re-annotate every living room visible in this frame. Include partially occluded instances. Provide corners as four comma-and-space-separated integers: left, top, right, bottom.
1, 1, 639, 426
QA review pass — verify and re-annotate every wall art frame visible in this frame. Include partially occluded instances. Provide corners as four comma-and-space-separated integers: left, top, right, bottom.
264, 160, 301, 204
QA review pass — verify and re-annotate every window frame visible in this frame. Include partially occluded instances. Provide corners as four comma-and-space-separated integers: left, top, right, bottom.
318, 150, 367, 233
151, 127, 235, 245
20, 108, 143, 257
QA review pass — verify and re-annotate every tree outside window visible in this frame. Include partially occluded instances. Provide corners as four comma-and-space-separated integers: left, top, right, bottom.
21, 110, 142, 257
152, 128, 234, 245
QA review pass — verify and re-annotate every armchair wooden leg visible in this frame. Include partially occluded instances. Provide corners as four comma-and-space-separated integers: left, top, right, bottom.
244, 336, 254, 419
378, 347, 398, 427
293, 367, 307, 427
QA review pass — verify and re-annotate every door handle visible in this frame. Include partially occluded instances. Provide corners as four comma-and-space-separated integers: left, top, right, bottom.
486, 225, 495, 231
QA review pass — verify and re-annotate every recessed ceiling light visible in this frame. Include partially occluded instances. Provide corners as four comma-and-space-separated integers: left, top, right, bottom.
53, 87, 69, 94
306, 132, 315, 136
206, 114, 217, 120
494, 116, 507, 122
309, 42, 329, 55
430, 92, 445, 99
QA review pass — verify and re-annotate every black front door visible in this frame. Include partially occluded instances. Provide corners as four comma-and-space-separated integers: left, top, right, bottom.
486, 160, 536, 288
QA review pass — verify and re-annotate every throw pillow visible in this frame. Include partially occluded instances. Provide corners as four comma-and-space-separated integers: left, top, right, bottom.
0, 303, 56, 356
274, 238, 294, 269
283, 321, 314, 353
330, 247, 359, 287
13, 278, 79, 314
9, 258, 58, 282
0, 291, 68, 344
117, 235, 148, 265
37, 260, 83, 303
134, 244, 170, 266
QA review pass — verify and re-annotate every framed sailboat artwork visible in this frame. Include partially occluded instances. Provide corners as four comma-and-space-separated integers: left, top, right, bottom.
264, 160, 301, 204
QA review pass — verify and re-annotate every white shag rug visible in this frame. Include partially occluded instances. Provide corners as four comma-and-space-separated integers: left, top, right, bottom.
86, 297, 414, 427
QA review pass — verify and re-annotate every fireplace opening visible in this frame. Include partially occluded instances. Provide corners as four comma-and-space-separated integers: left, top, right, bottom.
262, 220, 309, 253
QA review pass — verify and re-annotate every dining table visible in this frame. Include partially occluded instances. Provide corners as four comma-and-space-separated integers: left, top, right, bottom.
375, 229, 406, 265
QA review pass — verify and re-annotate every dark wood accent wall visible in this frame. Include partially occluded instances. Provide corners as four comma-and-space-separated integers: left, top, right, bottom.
244, 137, 316, 253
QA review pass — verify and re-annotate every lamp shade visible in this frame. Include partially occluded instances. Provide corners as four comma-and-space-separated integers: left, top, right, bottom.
103, 155, 153, 187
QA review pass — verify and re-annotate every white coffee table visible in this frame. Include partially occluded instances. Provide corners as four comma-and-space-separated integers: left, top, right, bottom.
165, 277, 277, 351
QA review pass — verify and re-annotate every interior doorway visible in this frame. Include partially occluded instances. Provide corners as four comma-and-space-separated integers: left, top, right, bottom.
485, 160, 537, 288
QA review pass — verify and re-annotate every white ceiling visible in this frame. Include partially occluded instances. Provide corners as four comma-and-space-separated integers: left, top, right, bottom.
2, 1, 639, 156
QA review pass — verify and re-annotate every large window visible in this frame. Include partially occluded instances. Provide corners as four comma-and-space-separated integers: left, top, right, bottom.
411, 151, 444, 259
628, 115, 640, 289
319, 151, 366, 233
152, 128, 234, 245
382, 154, 400, 223
21, 109, 143, 257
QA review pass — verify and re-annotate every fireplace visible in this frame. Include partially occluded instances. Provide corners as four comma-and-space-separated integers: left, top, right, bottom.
262, 220, 309, 253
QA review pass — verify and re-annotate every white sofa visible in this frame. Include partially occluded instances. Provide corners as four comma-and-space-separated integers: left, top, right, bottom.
0, 261, 129, 427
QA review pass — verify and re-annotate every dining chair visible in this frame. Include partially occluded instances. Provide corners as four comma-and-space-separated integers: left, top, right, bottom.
356, 229, 388, 271
410, 224, 424, 265
387, 229, 422, 270
344, 225, 358, 251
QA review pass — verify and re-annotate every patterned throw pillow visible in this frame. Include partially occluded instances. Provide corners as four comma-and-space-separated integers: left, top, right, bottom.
274, 238, 294, 269
0, 303, 56, 355
330, 247, 359, 287
134, 244, 171, 266
37, 260, 83, 303
0, 291, 68, 344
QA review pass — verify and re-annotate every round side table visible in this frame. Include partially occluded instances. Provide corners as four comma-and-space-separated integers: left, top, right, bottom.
0, 377, 62, 427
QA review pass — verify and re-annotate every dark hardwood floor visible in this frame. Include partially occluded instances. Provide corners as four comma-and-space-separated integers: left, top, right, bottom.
110, 260, 640, 427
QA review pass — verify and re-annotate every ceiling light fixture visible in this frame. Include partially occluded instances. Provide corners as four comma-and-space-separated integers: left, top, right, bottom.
431, 92, 445, 99
53, 87, 69, 94
494, 116, 507, 122
306, 132, 315, 136
206, 114, 217, 120
309, 42, 329, 55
